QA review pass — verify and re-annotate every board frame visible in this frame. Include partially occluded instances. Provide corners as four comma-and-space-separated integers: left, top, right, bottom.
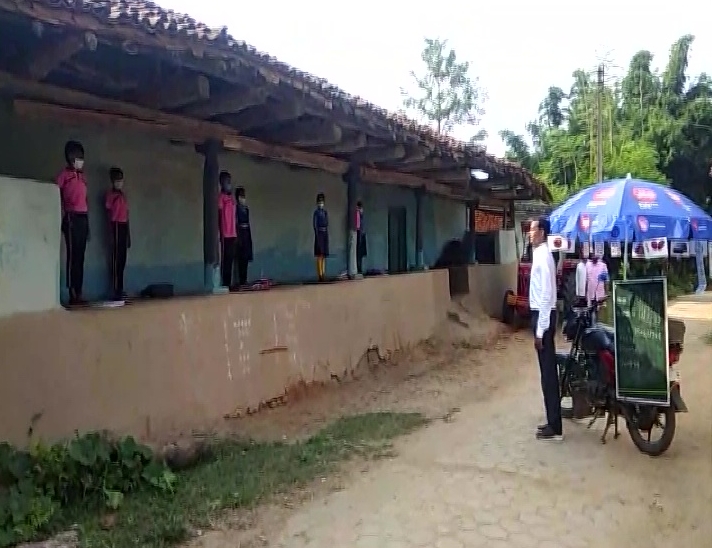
612, 277, 670, 406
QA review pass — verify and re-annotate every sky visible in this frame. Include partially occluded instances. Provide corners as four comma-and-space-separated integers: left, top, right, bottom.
162, 0, 712, 158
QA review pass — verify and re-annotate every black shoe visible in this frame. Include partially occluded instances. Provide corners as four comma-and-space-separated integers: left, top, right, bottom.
537, 424, 548, 432
536, 426, 563, 441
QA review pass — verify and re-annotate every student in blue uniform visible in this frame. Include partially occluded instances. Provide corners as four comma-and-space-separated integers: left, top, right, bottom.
313, 192, 329, 281
355, 201, 367, 274
234, 186, 253, 287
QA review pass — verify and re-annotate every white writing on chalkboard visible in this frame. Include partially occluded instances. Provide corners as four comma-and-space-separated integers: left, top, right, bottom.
632, 326, 662, 341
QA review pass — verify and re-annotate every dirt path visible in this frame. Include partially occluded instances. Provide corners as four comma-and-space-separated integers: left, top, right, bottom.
190, 298, 712, 548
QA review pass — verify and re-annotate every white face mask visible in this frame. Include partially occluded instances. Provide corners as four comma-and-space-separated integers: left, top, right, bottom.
73, 159, 84, 170
113, 180, 124, 190
317, 202, 325, 209
238, 197, 246, 205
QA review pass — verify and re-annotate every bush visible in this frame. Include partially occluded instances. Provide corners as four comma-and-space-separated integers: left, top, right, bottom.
0, 432, 176, 546
613, 257, 697, 298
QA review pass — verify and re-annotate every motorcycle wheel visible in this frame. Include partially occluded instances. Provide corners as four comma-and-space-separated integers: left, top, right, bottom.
626, 405, 676, 457
557, 354, 574, 419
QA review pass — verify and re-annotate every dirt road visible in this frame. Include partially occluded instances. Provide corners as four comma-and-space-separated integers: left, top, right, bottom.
193, 297, 712, 548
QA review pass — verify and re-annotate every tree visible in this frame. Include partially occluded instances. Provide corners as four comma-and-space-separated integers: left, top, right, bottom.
538, 86, 566, 128
468, 128, 488, 147
499, 34, 712, 207
402, 38, 486, 135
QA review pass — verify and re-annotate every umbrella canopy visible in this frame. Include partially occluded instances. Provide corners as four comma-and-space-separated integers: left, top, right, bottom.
549, 175, 712, 241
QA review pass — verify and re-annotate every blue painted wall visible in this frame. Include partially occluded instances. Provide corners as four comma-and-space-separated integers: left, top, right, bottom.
0, 100, 466, 301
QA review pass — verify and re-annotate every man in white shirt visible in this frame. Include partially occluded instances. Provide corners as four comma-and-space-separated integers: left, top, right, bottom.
528, 217, 563, 441
575, 249, 588, 307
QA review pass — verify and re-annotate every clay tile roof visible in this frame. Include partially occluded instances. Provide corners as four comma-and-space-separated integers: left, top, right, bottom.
13, 0, 550, 201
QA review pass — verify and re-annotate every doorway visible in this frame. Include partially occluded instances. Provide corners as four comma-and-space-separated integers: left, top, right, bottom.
388, 207, 408, 274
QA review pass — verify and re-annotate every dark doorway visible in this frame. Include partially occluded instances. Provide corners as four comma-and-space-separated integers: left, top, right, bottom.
387, 207, 408, 274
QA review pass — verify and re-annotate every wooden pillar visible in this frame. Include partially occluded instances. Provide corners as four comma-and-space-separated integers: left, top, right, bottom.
506, 200, 516, 230
465, 199, 478, 264
198, 138, 221, 291
415, 186, 425, 269
342, 163, 360, 278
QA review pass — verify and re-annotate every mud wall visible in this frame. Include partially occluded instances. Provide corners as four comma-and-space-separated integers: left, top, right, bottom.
0, 270, 450, 446
0, 176, 61, 317
465, 263, 518, 319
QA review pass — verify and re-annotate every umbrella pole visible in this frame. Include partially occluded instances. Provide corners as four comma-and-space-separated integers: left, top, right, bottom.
623, 225, 629, 281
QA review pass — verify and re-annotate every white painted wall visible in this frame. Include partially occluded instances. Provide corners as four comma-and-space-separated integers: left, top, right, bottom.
0, 176, 61, 317
495, 229, 518, 265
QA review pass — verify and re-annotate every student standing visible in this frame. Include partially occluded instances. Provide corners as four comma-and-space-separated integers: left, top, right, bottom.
355, 201, 367, 275
313, 193, 329, 281
585, 252, 609, 324
217, 171, 237, 288
105, 167, 130, 300
528, 217, 562, 441
57, 140, 90, 306
574, 248, 588, 307
234, 186, 253, 287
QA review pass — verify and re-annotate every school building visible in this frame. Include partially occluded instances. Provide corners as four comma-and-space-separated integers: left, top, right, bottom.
0, 0, 550, 446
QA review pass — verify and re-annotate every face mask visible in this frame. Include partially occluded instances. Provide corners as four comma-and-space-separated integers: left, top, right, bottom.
113, 180, 124, 190
317, 202, 325, 209
221, 183, 232, 193
73, 159, 84, 170
238, 197, 246, 205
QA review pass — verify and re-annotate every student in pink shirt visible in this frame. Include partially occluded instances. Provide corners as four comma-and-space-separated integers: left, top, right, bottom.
56, 140, 90, 305
586, 254, 609, 323
217, 171, 237, 288
105, 167, 130, 300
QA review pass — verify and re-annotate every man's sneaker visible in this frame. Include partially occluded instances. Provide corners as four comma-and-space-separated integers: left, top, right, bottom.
536, 426, 563, 441
537, 424, 548, 432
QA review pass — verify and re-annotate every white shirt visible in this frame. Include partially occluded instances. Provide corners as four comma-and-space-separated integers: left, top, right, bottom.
575, 261, 587, 298
529, 242, 557, 338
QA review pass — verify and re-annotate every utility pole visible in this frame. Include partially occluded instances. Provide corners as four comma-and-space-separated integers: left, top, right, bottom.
596, 64, 604, 183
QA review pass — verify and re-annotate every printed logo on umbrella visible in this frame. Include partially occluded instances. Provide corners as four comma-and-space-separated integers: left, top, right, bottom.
637, 215, 649, 231
632, 187, 657, 202
579, 214, 591, 231
588, 187, 616, 206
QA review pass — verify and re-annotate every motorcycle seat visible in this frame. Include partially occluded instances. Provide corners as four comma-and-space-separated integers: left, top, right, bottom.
593, 323, 615, 337
582, 325, 615, 352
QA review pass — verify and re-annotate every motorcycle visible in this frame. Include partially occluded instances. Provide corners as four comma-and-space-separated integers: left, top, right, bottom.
558, 273, 687, 457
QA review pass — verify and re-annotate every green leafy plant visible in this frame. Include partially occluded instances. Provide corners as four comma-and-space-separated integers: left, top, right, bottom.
0, 432, 175, 546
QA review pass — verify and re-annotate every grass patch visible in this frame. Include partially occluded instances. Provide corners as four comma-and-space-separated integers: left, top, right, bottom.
67, 412, 427, 548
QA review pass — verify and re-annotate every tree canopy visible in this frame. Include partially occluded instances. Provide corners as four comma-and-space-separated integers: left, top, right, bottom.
500, 35, 712, 208
402, 38, 487, 143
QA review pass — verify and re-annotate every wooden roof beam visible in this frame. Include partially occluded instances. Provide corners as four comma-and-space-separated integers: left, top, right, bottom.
430, 168, 471, 182
0, 70, 458, 198
349, 144, 406, 165
318, 133, 367, 154
381, 146, 430, 166
28, 31, 97, 81
183, 86, 269, 118
267, 118, 343, 147
398, 157, 452, 172
140, 74, 210, 110
233, 101, 305, 132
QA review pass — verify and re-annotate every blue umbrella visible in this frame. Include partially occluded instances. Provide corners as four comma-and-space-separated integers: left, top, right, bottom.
549, 175, 712, 241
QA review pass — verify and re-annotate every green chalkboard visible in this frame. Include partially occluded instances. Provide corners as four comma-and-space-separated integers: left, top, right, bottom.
612, 278, 669, 405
